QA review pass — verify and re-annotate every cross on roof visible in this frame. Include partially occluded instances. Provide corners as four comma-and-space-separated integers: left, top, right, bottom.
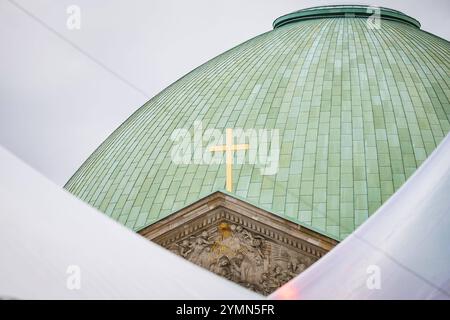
209, 128, 249, 192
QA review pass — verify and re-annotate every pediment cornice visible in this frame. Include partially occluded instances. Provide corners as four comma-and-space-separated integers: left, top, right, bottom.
139, 191, 338, 295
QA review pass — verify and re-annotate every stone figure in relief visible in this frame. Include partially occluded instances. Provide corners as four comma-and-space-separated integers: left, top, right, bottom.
168, 221, 318, 295
230, 253, 244, 282
221, 224, 242, 251
188, 231, 213, 268
170, 239, 191, 257
210, 255, 231, 279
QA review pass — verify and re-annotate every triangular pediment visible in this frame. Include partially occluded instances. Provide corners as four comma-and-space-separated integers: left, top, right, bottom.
139, 191, 338, 295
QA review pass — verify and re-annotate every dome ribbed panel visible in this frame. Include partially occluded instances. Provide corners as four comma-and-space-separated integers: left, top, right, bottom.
65, 17, 450, 240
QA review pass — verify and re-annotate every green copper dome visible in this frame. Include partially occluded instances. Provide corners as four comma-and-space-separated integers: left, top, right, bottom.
65, 5, 450, 240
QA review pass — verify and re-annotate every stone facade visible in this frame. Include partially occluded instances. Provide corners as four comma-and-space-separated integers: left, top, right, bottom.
139, 192, 338, 295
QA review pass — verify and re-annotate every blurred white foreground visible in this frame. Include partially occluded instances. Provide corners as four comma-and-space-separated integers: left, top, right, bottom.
2, 130, 449, 300
0, 147, 260, 299
271, 134, 450, 300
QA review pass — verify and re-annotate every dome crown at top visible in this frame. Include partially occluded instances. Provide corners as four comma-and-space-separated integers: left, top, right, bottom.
273, 5, 421, 29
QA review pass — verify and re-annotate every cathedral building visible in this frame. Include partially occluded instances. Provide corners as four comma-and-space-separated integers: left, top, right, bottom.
64, 5, 450, 295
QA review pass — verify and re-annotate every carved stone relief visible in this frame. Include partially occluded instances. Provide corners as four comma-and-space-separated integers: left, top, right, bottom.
166, 221, 317, 295
139, 192, 338, 296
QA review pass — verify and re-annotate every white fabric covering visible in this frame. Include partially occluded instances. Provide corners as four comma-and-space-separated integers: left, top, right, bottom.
0, 147, 260, 299
271, 134, 450, 300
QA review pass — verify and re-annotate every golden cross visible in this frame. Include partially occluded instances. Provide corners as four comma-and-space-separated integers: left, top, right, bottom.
209, 128, 249, 192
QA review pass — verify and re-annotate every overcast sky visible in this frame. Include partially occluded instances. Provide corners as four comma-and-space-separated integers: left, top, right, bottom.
1, 0, 449, 186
